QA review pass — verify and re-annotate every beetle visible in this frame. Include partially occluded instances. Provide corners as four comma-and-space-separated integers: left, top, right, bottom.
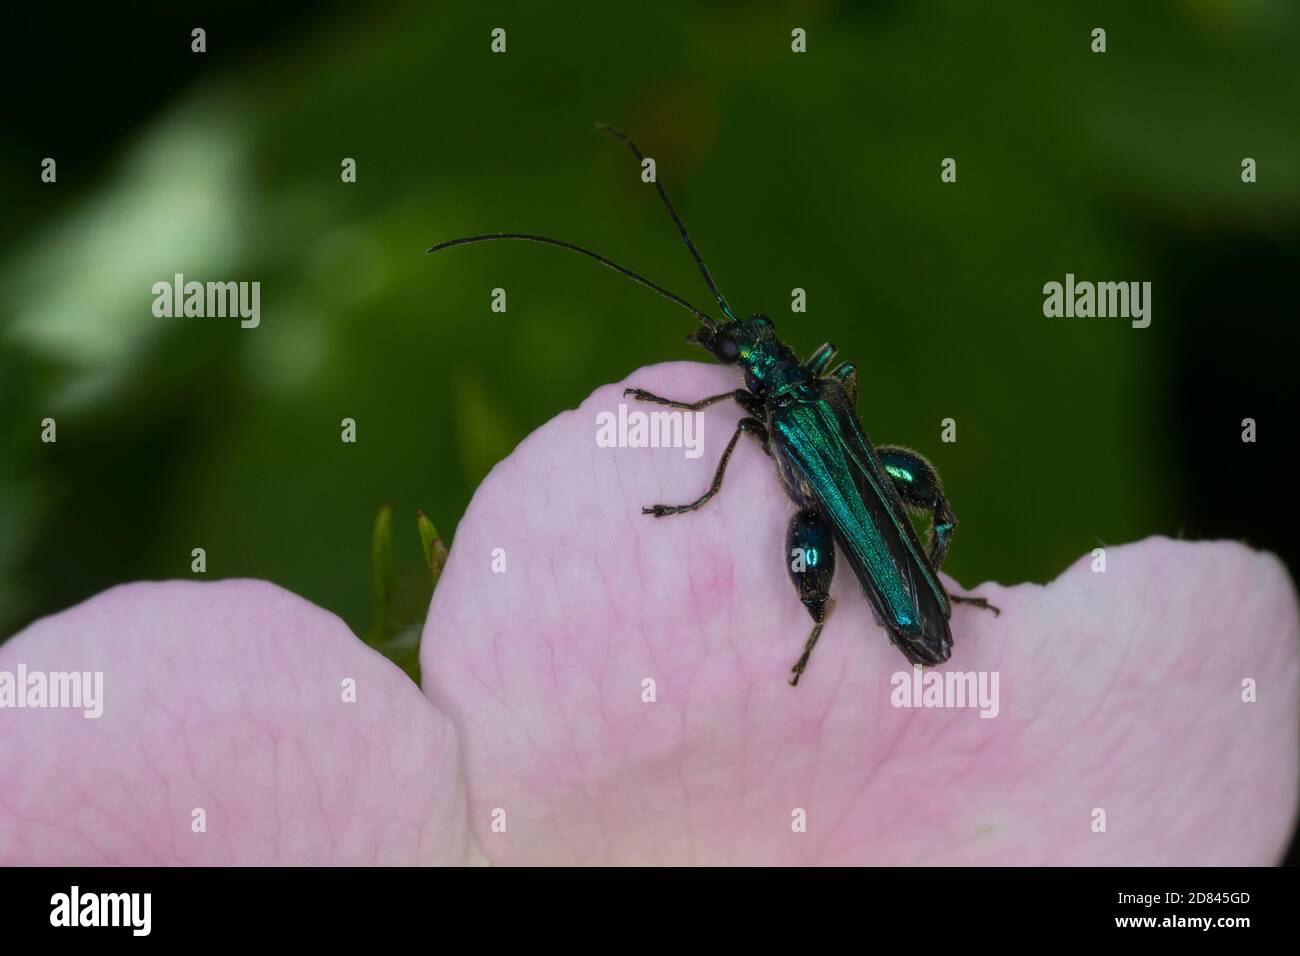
427, 124, 998, 684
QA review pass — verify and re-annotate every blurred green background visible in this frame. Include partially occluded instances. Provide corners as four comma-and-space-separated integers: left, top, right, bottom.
2, 0, 1296, 656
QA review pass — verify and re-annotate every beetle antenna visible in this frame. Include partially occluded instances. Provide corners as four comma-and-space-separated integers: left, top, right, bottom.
596, 123, 736, 322
425, 233, 718, 328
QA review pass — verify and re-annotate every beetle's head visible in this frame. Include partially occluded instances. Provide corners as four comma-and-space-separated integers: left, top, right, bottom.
689, 313, 776, 366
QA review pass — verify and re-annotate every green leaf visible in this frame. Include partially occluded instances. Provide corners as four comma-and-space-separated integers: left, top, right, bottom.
416, 509, 449, 586
369, 503, 395, 643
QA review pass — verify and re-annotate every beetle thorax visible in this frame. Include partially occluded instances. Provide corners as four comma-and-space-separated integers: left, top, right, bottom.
743, 339, 806, 394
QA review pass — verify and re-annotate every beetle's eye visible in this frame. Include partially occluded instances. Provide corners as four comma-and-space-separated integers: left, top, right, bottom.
713, 334, 741, 364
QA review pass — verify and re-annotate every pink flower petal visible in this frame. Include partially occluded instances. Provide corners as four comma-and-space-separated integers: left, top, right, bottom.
423, 360, 1300, 864
6, 362, 1295, 867
1, 580, 476, 865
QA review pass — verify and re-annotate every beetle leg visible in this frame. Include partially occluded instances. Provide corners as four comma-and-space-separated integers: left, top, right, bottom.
642, 417, 767, 517
624, 386, 764, 419
946, 592, 999, 613
875, 444, 1000, 616
785, 508, 836, 686
623, 387, 759, 415
806, 342, 837, 374
828, 362, 857, 403
875, 445, 954, 567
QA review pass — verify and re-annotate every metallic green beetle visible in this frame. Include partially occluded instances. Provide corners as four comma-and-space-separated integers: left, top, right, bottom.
428, 125, 998, 684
